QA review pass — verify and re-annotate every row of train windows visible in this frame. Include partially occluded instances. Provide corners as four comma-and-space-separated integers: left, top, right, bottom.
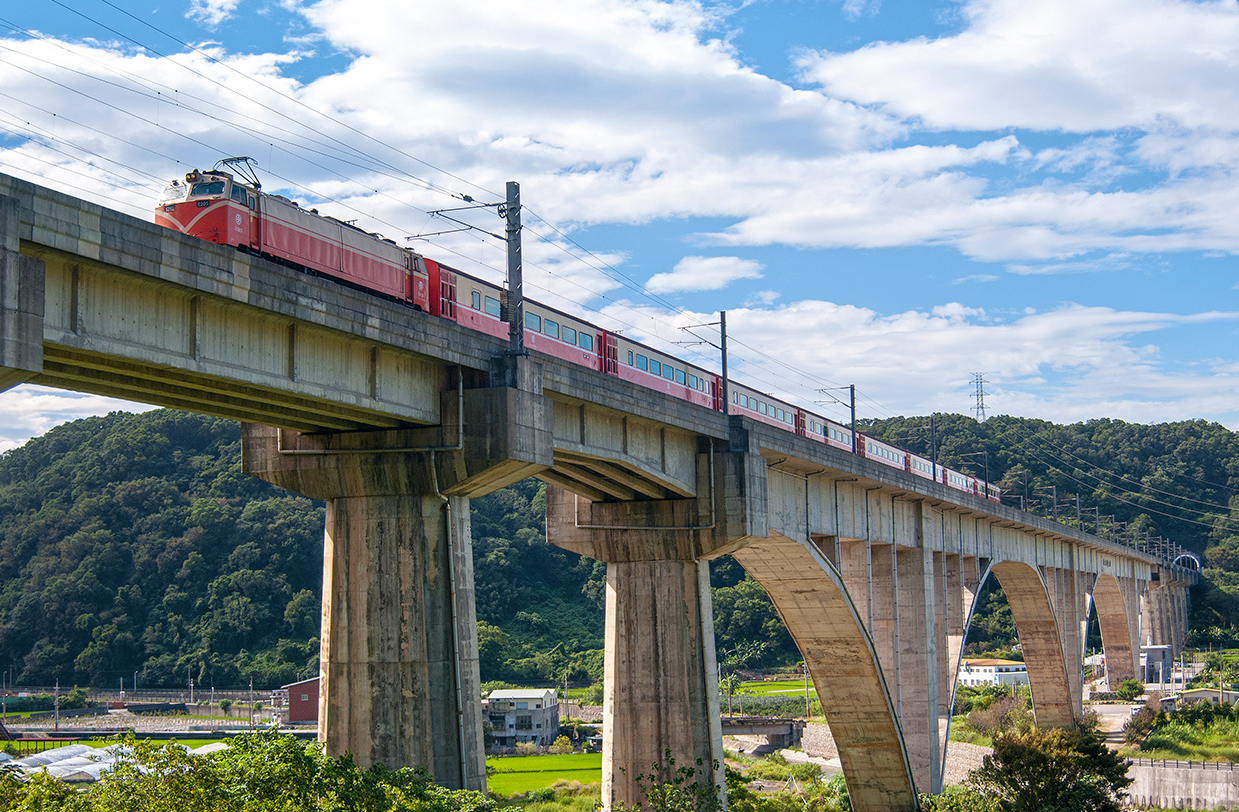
809, 421, 855, 446
732, 392, 795, 425
627, 351, 708, 390
525, 311, 593, 350
469, 291, 594, 350
912, 460, 933, 474
867, 444, 903, 463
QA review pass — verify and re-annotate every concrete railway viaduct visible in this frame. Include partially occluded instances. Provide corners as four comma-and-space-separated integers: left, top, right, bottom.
0, 172, 1197, 811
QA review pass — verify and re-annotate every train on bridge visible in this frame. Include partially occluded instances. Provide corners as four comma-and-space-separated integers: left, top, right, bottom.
155, 164, 1001, 503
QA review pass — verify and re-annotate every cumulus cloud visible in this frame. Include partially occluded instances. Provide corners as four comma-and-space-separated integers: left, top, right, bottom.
799, 0, 1239, 133
187, 0, 244, 27
645, 256, 764, 294
2, 0, 1239, 433
0, 385, 156, 453
640, 300, 1239, 428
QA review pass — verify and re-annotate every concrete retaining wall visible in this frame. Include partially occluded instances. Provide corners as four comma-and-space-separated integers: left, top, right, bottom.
1128, 763, 1239, 810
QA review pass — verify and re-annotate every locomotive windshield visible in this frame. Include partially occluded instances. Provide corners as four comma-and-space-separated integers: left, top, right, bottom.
189, 180, 226, 197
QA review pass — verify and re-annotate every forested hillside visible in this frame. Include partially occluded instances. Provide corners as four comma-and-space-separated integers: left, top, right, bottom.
0, 408, 1236, 689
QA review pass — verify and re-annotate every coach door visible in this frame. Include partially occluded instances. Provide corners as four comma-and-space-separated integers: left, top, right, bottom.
247, 193, 260, 251
600, 332, 618, 374
439, 269, 457, 320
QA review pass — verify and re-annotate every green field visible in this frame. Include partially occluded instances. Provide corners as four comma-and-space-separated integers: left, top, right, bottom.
738, 679, 815, 696
486, 753, 602, 796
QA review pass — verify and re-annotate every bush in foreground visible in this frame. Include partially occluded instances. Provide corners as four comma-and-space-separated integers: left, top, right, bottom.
0, 730, 497, 812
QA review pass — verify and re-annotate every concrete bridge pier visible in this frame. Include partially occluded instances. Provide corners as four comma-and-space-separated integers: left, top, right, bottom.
545, 479, 728, 810
242, 362, 552, 789
1142, 577, 1190, 662
1043, 566, 1090, 716
1092, 573, 1141, 687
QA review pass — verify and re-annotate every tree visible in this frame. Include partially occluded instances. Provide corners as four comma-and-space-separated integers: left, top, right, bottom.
967, 724, 1131, 812
219, 698, 233, 716
1115, 679, 1144, 701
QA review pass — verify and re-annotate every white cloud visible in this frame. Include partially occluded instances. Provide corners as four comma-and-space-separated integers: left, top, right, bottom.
0, 385, 157, 453
674, 301, 1239, 428
646, 255, 764, 294
799, 0, 1239, 133
187, 0, 244, 27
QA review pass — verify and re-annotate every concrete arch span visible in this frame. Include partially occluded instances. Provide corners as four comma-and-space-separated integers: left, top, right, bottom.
730, 532, 918, 812
972, 561, 1076, 729
1091, 573, 1139, 686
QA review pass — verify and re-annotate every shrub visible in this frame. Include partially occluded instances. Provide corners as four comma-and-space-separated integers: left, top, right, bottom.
1115, 679, 1145, 701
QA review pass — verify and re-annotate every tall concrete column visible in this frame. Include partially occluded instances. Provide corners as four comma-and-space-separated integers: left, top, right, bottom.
1093, 573, 1139, 687
869, 542, 899, 715
603, 559, 722, 807
243, 429, 486, 787
942, 555, 980, 758
0, 194, 43, 392
896, 541, 940, 792
545, 432, 769, 810
242, 360, 552, 789
320, 489, 483, 786
1045, 567, 1089, 717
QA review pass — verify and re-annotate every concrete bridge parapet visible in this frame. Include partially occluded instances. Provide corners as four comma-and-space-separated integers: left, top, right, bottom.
0, 195, 44, 391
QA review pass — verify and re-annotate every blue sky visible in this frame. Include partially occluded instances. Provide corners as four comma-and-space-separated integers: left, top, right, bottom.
2, 0, 1238, 451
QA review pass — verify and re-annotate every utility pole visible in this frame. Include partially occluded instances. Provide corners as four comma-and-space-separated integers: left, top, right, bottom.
719, 311, 730, 416
504, 181, 525, 356
930, 414, 937, 480
850, 384, 858, 454
803, 661, 810, 720
54, 679, 59, 732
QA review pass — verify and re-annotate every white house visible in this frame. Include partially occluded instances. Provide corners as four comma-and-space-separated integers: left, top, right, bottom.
483, 688, 560, 750
957, 658, 1030, 688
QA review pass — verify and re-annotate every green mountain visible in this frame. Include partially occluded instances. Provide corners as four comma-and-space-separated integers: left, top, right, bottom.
0, 408, 1236, 689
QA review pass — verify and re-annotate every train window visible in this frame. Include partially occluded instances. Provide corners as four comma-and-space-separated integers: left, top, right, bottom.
775, 408, 784, 421
688, 373, 697, 388
544, 319, 560, 339
759, 402, 768, 415
628, 351, 634, 365
562, 326, 577, 345
675, 369, 685, 385
484, 296, 501, 317
525, 312, 542, 332
472, 291, 482, 310
649, 359, 661, 376
248, 196, 256, 210
740, 394, 749, 408
190, 180, 225, 197
663, 365, 674, 381
635, 354, 648, 371
578, 332, 593, 351
230, 184, 248, 204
